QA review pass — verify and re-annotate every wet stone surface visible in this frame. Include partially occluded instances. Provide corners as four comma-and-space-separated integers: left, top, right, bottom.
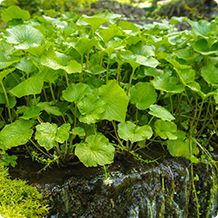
10, 157, 218, 218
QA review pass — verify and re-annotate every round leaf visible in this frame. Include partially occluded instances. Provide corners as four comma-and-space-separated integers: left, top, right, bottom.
149, 104, 175, 121
0, 120, 33, 150
154, 120, 177, 140
6, 24, 44, 50
201, 65, 218, 86
35, 122, 58, 151
118, 121, 153, 143
75, 134, 115, 167
1, 5, 30, 23
130, 82, 157, 110
99, 80, 129, 122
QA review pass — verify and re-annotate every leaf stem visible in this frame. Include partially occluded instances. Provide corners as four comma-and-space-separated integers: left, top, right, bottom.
49, 83, 56, 101
0, 81, 12, 123
128, 67, 136, 93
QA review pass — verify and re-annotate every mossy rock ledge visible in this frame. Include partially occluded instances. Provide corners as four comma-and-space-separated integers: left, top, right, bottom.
10, 157, 218, 218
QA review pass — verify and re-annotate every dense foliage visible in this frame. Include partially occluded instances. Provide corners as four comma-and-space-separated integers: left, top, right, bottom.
0, 5, 217, 168
0, 164, 48, 218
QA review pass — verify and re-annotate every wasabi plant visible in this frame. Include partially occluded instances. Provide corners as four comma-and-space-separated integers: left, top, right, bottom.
0, 6, 217, 168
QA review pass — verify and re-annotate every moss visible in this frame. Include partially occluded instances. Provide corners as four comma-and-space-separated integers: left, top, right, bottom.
0, 165, 48, 218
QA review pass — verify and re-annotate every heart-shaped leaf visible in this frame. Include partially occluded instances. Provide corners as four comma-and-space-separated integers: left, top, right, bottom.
75, 133, 115, 167
118, 121, 153, 143
41, 50, 82, 74
10, 73, 44, 98
56, 123, 71, 143
6, 24, 44, 50
99, 80, 129, 122
130, 82, 157, 110
78, 92, 105, 124
201, 65, 218, 86
1, 5, 30, 22
154, 120, 177, 140
167, 131, 199, 163
35, 122, 58, 151
0, 120, 33, 150
62, 83, 92, 103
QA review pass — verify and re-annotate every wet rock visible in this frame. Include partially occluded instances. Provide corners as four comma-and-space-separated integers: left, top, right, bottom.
11, 157, 218, 218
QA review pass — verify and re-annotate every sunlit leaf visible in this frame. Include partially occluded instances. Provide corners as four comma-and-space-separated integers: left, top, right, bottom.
21, 106, 41, 120
154, 120, 177, 140
0, 120, 33, 150
62, 83, 92, 103
75, 133, 115, 167
152, 72, 184, 93
16, 58, 36, 73
149, 104, 175, 121
6, 24, 44, 49
10, 73, 44, 97
37, 102, 62, 116
77, 15, 108, 31
71, 127, 85, 138
167, 131, 198, 163
1, 5, 30, 22
35, 122, 57, 151
130, 82, 157, 110
99, 80, 129, 122
78, 92, 105, 124
41, 50, 82, 74
55, 123, 71, 143
118, 121, 153, 143
201, 65, 218, 86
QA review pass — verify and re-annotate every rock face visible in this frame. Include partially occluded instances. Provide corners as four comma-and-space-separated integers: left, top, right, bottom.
12, 157, 217, 218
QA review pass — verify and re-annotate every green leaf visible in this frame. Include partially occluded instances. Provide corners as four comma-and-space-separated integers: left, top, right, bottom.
129, 42, 155, 57
75, 133, 115, 167
120, 51, 159, 69
152, 72, 184, 93
149, 104, 175, 121
154, 120, 177, 140
0, 68, 15, 82
188, 19, 214, 37
130, 82, 157, 110
201, 65, 218, 86
78, 15, 108, 31
75, 37, 96, 56
167, 131, 198, 163
118, 121, 153, 143
0, 120, 33, 150
16, 58, 37, 74
6, 24, 44, 50
55, 123, 71, 143
78, 92, 105, 124
118, 20, 140, 34
41, 50, 82, 74
62, 83, 92, 103
1, 5, 30, 22
0, 51, 19, 70
99, 24, 123, 43
21, 106, 41, 120
192, 39, 218, 55
71, 127, 85, 138
37, 102, 62, 116
10, 73, 44, 98
35, 122, 57, 151
99, 80, 129, 122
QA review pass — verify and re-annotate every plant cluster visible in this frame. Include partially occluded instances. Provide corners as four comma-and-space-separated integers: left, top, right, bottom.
0, 164, 48, 218
0, 6, 217, 168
